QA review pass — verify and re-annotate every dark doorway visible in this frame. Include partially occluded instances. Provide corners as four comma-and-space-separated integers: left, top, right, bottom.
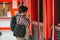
57, 0, 60, 23
39, 0, 43, 22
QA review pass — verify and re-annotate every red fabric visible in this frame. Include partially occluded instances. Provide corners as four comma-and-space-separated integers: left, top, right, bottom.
54, 0, 57, 40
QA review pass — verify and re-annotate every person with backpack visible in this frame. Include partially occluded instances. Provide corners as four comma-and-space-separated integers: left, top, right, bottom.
10, 6, 30, 40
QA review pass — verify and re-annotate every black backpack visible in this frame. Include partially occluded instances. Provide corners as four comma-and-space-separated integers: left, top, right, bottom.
10, 15, 26, 37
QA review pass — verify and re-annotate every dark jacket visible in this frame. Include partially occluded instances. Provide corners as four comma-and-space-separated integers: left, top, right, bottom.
10, 16, 17, 31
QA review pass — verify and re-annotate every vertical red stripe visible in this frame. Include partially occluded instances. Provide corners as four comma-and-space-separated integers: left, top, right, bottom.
54, 0, 57, 40
46, 0, 48, 40
43, 0, 52, 40
43, 0, 48, 40
47, 0, 52, 39
43, 0, 46, 39
38, 0, 40, 40
29, 0, 32, 35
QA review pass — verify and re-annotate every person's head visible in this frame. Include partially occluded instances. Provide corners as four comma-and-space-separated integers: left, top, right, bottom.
18, 6, 28, 15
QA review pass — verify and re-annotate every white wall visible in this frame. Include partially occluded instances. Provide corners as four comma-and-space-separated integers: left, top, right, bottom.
0, 19, 11, 27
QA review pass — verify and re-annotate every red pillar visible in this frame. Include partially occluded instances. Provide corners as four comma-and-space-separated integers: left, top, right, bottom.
43, 0, 48, 40
47, 0, 52, 39
43, 0, 52, 40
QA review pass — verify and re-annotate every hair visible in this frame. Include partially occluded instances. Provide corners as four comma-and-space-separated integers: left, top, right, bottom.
18, 6, 28, 14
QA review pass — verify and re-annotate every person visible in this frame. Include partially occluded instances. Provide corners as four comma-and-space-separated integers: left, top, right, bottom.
10, 6, 30, 40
